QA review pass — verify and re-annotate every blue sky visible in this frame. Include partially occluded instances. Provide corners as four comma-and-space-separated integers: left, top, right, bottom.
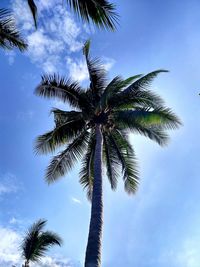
0, 0, 200, 266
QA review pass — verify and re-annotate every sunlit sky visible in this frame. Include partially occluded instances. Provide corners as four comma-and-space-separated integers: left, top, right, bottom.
1, 0, 200, 266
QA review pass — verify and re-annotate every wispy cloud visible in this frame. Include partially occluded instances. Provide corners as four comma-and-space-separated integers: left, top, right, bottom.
0, 227, 21, 264
12, 0, 85, 73
71, 197, 82, 205
0, 173, 19, 195
16, 110, 34, 120
11, 0, 115, 82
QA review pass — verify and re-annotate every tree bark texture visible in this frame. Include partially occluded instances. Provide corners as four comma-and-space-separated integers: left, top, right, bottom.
84, 124, 103, 267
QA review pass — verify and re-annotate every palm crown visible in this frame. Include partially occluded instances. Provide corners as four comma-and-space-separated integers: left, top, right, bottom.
21, 219, 62, 266
35, 40, 181, 199
0, 8, 27, 51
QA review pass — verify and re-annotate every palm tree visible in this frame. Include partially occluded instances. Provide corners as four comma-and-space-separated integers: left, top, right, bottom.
21, 219, 62, 267
0, 8, 27, 51
27, 0, 118, 30
35, 40, 181, 267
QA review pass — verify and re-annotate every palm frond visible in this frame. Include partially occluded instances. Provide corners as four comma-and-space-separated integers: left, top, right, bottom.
45, 130, 90, 184
35, 116, 85, 154
79, 130, 95, 200
21, 219, 62, 263
114, 108, 181, 131
66, 0, 118, 30
0, 8, 27, 51
122, 70, 169, 95
37, 231, 62, 252
115, 113, 170, 146
110, 89, 165, 110
21, 219, 47, 261
27, 0, 37, 28
35, 74, 88, 110
106, 130, 139, 194
97, 74, 142, 113
103, 133, 121, 190
83, 40, 107, 102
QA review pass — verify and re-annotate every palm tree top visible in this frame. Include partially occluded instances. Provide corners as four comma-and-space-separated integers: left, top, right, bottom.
21, 219, 62, 264
0, 8, 27, 51
35, 40, 181, 199
27, 0, 118, 30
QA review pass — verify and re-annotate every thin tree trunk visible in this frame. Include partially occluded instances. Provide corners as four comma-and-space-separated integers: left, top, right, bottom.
84, 124, 103, 267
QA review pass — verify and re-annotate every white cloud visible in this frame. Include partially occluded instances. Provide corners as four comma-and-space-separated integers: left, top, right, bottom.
71, 197, 82, 204
66, 57, 89, 82
9, 217, 22, 225
159, 237, 200, 267
12, 0, 84, 73
102, 57, 116, 71
0, 173, 19, 195
0, 227, 21, 265
11, 0, 115, 81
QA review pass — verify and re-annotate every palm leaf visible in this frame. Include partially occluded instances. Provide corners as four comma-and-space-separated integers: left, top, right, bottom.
96, 74, 142, 113
27, 0, 37, 28
114, 108, 181, 131
122, 70, 169, 95
0, 8, 27, 51
21, 219, 62, 263
45, 130, 90, 183
103, 133, 120, 190
35, 74, 88, 110
21, 219, 46, 261
35, 116, 85, 154
79, 130, 96, 200
106, 130, 139, 194
66, 0, 118, 30
83, 40, 107, 102
110, 89, 165, 110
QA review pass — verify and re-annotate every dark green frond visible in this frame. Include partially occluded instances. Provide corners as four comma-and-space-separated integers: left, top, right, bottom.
114, 112, 170, 146
87, 58, 107, 102
35, 116, 85, 154
103, 133, 121, 190
27, 0, 37, 28
122, 70, 169, 94
97, 74, 143, 112
35, 74, 87, 109
110, 89, 165, 110
83, 41, 107, 102
66, 0, 118, 30
79, 130, 96, 200
21, 219, 47, 261
0, 8, 27, 51
38, 231, 62, 248
106, 130, 139, 194
45, 130, 90, 184
115, 108, 181, 131
21, 219, 62, 263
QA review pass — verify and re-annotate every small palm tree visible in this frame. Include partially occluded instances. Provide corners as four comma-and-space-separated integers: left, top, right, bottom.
27, 0, 118, 30
35, 41, 181, 267
21, 219, 62, 267
0, 8, 27, 51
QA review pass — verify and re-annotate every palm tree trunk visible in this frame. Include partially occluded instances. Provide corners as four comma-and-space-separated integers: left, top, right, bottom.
84, 124, 103, 267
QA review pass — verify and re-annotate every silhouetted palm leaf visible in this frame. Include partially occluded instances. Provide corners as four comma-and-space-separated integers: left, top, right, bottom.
21, 219, 62, 265
0, 8, 27, 51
